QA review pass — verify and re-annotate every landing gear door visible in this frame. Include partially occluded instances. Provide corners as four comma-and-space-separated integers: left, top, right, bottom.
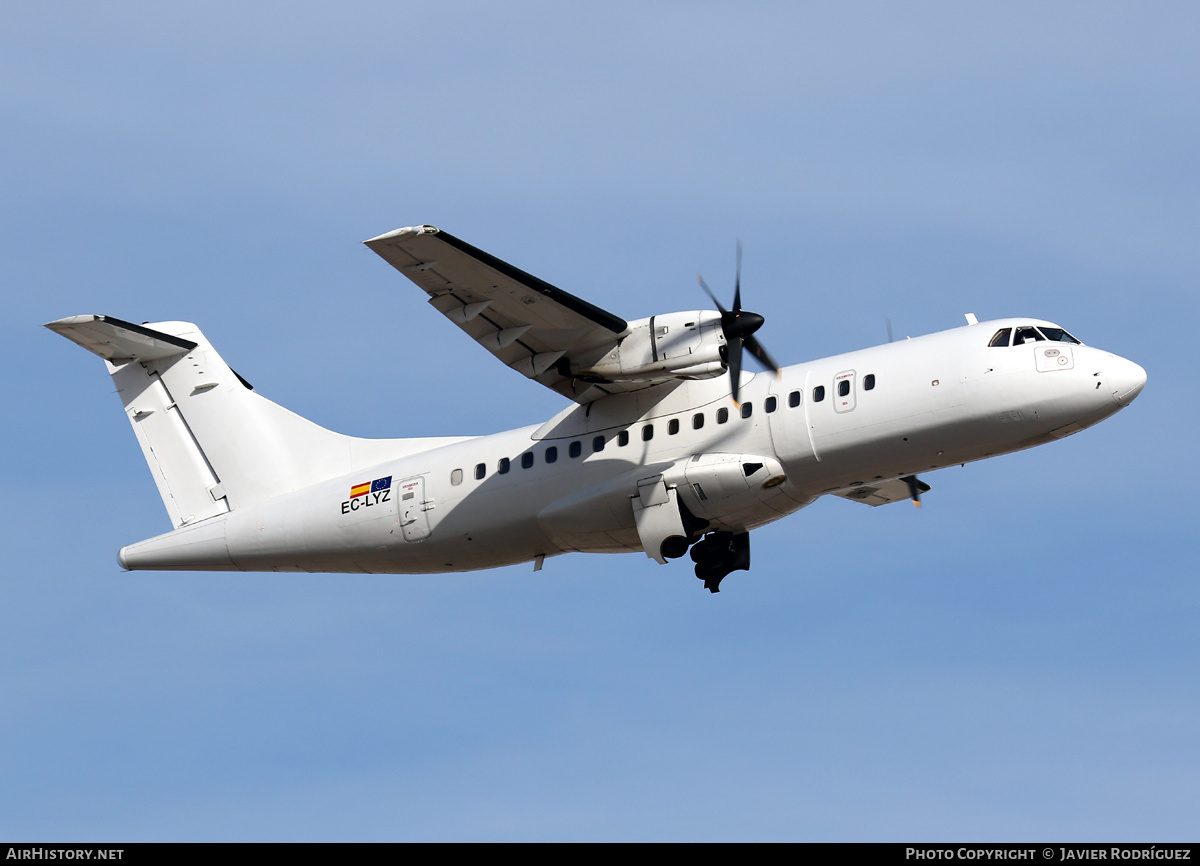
631, 474, 687, 565
398, 475, 432, 543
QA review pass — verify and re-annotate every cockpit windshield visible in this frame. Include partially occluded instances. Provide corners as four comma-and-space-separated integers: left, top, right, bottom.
1038, 327, 1081, 344
989, 325, 1082, 347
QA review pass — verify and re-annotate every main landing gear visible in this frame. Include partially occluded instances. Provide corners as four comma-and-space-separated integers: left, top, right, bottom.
688, 531, 750, 593
652, 500, 751, 593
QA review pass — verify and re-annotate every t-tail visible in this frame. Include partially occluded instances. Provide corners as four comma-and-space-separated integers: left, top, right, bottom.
46, 315, 458, 568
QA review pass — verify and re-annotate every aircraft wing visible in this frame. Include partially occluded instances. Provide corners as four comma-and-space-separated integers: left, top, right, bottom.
365, 225, 632, 403
832, 476, 930, 507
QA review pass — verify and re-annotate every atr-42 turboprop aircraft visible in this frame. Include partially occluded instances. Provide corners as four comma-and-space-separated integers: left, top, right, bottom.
48, 225, 1146, 592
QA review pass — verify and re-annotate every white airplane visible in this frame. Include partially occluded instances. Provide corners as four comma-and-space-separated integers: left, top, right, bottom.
47, 224, 1146, 592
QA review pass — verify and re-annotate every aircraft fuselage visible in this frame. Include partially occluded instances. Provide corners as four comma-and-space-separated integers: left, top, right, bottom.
116, 317, 1145, 575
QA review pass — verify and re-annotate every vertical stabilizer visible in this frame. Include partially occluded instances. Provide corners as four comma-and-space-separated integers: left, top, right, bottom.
47, 315, 464, 529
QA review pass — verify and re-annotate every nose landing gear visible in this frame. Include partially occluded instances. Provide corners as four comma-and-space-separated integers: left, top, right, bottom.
689, 531, 750, 593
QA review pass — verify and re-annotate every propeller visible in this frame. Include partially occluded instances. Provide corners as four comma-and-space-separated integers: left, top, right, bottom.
697, 240, 780, 405
901, 474, 930, 508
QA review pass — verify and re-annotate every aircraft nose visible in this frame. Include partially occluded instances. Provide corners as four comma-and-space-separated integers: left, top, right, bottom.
1109, 355, 1147, 406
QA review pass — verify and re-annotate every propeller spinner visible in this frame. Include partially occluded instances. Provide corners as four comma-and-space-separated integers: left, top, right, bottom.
697, 241, 780, 405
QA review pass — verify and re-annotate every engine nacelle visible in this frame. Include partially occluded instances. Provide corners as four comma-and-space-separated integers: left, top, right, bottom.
672, 453, 793, 530
575, 310, 725, 382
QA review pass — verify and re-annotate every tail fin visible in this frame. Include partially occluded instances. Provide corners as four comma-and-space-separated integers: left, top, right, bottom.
48, 315, 457, 528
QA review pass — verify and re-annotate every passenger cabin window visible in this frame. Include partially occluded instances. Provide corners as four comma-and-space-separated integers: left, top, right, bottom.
741, 402, 753, 419
498, 457, 510, 475
788, 390, 801, 408
989, 328, 1011, 347
765, 396, 777, 413
813, 385, 825, 403
569, 441, 582, 458
474, 463, 485, 480
642, 424, 654, 441
838, 380, 850, 398
693, 413, 704, 430
717, 407, 729, 424
593, 436, 605, 453
864, 374, 876, 391
451, 468, 463, 486
668, 418, 680, 435
545, 446, 558, 464
618, 430, 630, 446
521, 452, 534, 469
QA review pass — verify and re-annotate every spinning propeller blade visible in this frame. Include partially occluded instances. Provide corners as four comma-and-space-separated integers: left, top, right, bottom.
697, 240, 780, 405
901, 475, 930, 508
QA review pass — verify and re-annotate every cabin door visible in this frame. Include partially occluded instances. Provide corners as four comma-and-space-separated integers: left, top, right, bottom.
398, 475, 432, 542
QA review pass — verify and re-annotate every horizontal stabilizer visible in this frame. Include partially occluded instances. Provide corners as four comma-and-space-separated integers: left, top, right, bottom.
44, 315, 196, 362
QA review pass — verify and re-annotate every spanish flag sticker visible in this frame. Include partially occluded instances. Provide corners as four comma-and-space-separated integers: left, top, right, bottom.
350, 482, 370, 498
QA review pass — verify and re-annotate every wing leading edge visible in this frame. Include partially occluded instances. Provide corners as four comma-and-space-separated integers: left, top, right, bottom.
365, 225, 637, 403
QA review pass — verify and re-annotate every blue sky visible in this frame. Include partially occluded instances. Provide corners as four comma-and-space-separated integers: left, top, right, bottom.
2, 2, 1197, 841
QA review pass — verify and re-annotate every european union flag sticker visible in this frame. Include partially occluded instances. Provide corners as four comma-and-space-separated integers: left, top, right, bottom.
371, 476, 392, 493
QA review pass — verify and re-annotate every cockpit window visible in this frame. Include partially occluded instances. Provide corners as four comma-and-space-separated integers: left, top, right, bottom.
1038, 327, 1081, 344
991, 325, 1082, 346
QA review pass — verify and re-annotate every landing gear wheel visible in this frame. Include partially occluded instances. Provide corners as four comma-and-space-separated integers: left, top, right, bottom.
695, 560, 728, 593
660, 535, 690, 560
689, 531, 751, 593
690, 537, 717, 564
